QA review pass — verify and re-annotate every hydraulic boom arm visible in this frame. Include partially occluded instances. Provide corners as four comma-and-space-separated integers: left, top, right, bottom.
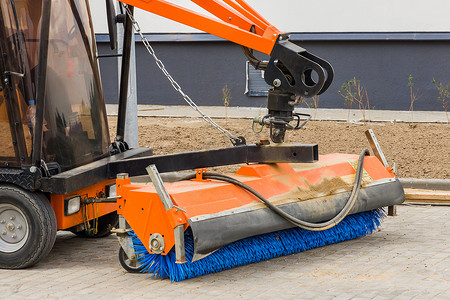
119, 0, 280, 55
119, 0, 334, 142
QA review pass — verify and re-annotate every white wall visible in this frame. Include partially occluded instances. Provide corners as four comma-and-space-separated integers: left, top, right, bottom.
90, 0, 450, 34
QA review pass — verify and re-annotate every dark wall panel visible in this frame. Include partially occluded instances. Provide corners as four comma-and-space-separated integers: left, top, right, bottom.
302, 40, 450, 111
97, 39, 450, 111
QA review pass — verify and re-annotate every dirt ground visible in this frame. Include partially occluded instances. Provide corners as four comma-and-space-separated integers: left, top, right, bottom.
108, 116, 449, 179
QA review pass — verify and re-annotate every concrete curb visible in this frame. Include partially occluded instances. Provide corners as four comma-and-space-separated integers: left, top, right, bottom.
106, 104, 449, 123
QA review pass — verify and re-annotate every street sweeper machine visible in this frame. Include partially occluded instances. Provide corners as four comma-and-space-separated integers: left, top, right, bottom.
0, 0, 404, 281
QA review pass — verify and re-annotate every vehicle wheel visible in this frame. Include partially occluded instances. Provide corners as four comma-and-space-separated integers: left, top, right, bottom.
72, 211, 118, 238
119, 247, 141, 273
0, 185, 57, 269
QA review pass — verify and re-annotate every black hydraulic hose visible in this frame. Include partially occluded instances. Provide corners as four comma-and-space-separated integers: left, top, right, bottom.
241, 27, 268, 71
183, 149, 370, 231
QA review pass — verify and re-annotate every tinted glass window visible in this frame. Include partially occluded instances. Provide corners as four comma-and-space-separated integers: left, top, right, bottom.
42, 0, 110, 169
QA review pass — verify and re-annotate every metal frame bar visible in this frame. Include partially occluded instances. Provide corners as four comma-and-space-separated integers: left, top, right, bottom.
39, 144, 317, 194
32, 0, 52, 169
116, 5, 134, 142
365, 129, 389, 168
364, 129, 397, 216
109, 143, 318, 176
146, 164, 186, 263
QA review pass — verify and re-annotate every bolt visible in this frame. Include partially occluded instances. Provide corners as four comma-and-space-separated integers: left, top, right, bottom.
10, 215, 15, 221
1, 230, 6, 235
7, 223, 15, 231
11, 233, 17, 239
273, 79, 282, 87
151, 239, 160, 248
117, 173, 129, 180
17, 224, 22, 230
30, 166, 38, 173
0, 219, 5, 224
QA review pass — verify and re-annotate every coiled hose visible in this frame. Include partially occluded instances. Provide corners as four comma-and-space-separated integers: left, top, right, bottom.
183, 149, 370, 232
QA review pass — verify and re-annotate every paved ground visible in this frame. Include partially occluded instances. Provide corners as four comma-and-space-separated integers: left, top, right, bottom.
105, 104, 450, 123
1, 205, 449, 299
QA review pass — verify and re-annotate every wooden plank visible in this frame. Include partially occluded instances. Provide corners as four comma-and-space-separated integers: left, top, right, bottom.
404, 188, 450, 204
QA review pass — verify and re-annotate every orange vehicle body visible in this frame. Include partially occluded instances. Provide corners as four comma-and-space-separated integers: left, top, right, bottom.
50, 180, 116, 230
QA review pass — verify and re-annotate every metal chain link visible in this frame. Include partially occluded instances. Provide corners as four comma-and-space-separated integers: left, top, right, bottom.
123, 5, 242, 145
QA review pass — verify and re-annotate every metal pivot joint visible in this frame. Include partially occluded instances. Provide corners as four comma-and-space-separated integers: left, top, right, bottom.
264, 38, 334, 98
252, 38, 333, 143
149, 233, 165, 254
253, 89, 312, 143
146, 164, 186, 264
267, 89, 294, 143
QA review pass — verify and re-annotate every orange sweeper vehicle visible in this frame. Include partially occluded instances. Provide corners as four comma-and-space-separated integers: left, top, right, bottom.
0, 0, 404, 281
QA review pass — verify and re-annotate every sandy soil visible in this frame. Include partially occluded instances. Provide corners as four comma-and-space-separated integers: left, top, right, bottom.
108, 116, 449, 179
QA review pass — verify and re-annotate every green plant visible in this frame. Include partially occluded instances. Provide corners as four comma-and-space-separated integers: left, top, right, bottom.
338, 77, 371, 122
432, 78, 449, 124
222, 84, 232, 120
304, 95, 320, 120
407, 75, 419, 125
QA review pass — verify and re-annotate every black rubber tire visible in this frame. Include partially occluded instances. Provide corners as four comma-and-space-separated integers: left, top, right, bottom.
118, 247, 142, 273
72, 211, 118, 238
0, 185, 57, 269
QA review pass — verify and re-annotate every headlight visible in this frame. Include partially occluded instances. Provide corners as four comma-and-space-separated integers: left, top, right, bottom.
64, 196, 81, 216
106, 183, 116, 198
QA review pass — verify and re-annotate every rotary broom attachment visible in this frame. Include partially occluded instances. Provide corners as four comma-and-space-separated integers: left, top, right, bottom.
130, 209, 385, 281
115, 150, 404, 281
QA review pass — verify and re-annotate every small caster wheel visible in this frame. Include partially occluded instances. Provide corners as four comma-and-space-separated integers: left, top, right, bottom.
119, 247, 141, 273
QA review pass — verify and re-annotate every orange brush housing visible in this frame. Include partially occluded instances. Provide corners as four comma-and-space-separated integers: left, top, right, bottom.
116, 154, 400, 257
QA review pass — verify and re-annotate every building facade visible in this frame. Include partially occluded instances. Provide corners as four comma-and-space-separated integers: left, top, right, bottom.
90, 0, 450, 111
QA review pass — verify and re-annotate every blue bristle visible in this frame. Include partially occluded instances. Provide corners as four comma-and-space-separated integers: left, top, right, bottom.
129, 209, 385, 282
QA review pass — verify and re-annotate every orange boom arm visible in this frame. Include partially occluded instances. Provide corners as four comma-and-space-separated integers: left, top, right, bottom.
119, 0, 334, 143
119, 0, 281, 55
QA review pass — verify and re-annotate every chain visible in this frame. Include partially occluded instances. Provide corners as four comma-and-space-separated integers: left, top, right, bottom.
122, 5, 243, 145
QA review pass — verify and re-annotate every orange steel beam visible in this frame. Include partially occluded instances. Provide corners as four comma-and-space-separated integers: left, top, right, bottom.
119, 0, 281, 55
234, 0, 272, 27
222, 0, 271, 29
190, 0, 265, 35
